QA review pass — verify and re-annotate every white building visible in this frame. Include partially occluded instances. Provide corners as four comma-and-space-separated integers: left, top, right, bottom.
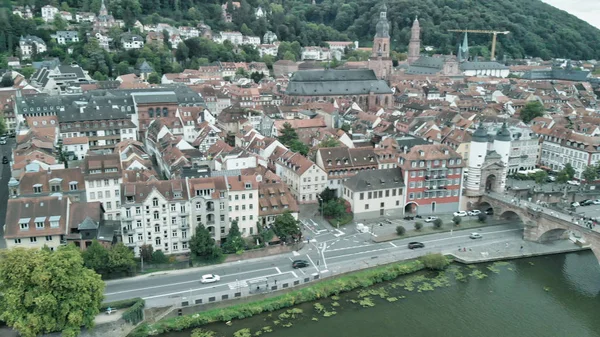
342, 168, 405, 221
120, 180, 190, 256
486, 123, 539, 174
215, 31, 243, 45
83, 154, 123, 220
41, 5, 58, 22
54, 31, 79, 45
19, 36, 47, 60
242, 36, 261, 47
272, 148, 327, 203
62, 137, 89, 160
121, 34, 144, 50
301, 47, 331, 61
75, 12, 96, 23
258, 44, 278, 57
179, 26, 199, 40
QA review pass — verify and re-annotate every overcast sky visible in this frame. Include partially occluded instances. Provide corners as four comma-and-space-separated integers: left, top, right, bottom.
541, 0, 600, 29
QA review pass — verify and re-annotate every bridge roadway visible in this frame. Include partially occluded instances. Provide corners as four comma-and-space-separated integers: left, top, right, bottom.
104, 225, 523, 308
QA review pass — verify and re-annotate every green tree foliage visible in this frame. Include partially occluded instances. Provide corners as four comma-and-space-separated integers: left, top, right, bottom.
82, 241, 135, 278
319, 187, 337, 204
189, 224, 222, 261
557, 163, 576, 184
0, 73, 13, 87
0, 245, 104, 337
151, 250, 169, 264
414, 222, 423, 231
340, 123, 351, 132
272, 212, 301, 243
277, 122, 309, 155
19, 66, 36, 79
433, 218, 443, 229
318, 136, 341, 148
140, 244, 153, 262
478, 213, 487, 223
322, 199, 346, 218
223, 220, 245, 254
250, 71, 264, 84
53, 14, 68, 31
420, 253, 450, 270
532, 170, 548, 186
396, 225, 406, 236
0, 115, 6, 135
582, 165, 598, 183
452, 215, 462, 226
519, 101, 545, 123
147, 72, 160, 84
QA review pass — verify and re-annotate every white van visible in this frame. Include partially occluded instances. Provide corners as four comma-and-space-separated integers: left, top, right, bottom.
356, 223, 369, 233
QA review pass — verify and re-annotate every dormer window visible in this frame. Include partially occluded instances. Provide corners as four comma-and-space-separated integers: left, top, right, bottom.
19, 218, 30, 230
69, 182, 78, 191
245, 183, 252, 189
174, 191, 182, 198
33, 184, 42, 193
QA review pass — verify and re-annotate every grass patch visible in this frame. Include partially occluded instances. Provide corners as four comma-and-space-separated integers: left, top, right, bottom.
326, 213, 354, 227
129, 260, 425, 337
375, 220, 505, 243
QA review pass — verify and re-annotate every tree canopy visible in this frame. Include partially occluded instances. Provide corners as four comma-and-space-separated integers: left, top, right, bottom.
0, 245, 104, 337
277, 122, 310, 156
519, 101, 545, 123
272, 212, 301, 243
557, 163, 576, 184
190, 224, 222, 261
82, 241, 136, 278
223, 220, 245, 254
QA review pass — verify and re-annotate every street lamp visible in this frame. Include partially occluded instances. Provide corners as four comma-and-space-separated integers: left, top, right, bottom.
317, 195, 323, 216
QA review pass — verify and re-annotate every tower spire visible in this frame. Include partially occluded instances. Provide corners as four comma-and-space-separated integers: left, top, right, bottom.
407, 15, 421, 64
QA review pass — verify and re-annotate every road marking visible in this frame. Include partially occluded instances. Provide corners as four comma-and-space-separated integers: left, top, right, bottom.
292, 251, 300, 256
104, 267, 277, 296
306, 254, 318, 270
390, 242, 397, 247
298, 268, 306, 275
288, 257, 294, 262
141, 272, 294, 300
291, 271, 298, 278
276, 267, 282, 274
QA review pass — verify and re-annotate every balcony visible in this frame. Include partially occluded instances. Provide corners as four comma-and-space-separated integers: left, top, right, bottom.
425, 186, 447, 192
125, 241, 137, 247
206, 207, 215, 212
123, 227, 136, 234
122, 214, 133, 220
180, 223, 190, 230
207, 220, 215, 225
181, 237, 190, 242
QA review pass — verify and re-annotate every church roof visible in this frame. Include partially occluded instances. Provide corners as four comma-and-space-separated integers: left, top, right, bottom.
472, 122, 488, 143
286, 69, 392, 96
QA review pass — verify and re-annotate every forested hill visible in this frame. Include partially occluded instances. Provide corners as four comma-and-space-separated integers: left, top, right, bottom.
3, 0, 600, 61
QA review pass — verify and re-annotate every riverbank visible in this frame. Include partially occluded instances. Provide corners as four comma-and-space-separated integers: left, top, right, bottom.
448, 237, 589, 264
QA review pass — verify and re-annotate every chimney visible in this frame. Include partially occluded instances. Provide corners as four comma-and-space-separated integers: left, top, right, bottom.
47, 167, 51, 174
238, 175, 242, 181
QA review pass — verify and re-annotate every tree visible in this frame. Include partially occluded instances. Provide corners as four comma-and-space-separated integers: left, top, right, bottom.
277, 122, 298, 145
151, 250, 169, 264
0, 73, 13, 87
519, 101, 545, 123
250, 71, 264, 83
190, 224, 222, 261
106, 243, 136, 277
531, 170, 548, 186
318, 136, 341, 148
53, 14, 68, 31
147, 72, 160, 84
82, 240, 109, 276
396, 225, 406, 236
319, 187, 337, 204
140, 244, 153, 262
272, 212, 301, 243
433, 218, 443, 229
477, 213, 487, 223
420, 253, 450, 270
0, 116, 6, 135
322, 199, 346, 218
20, 66, 36, 79
582, 164, 598, 184
557, 163, 576, 184
452, 215, 462, 226
223, 220, 245, 254
340, 123, 351, 133
175, 42, 189, 63
414, 221, 423, 231
288, 139, 309, 156
116, 61, 131, 75
0, 245, 104, 337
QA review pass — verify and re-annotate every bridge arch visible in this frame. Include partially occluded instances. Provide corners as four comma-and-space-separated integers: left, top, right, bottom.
499, 210, 523, 223
405, 202, 418, 214
538, 228, 569, 242
476, 201, 493, 215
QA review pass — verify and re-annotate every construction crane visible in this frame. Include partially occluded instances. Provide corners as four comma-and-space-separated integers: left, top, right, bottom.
447, 29, 510, 61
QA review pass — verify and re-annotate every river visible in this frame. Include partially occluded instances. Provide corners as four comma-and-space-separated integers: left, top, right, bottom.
164, 251, 600, 337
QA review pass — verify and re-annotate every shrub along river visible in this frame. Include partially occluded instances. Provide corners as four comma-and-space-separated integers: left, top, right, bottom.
163, 251, 600, 337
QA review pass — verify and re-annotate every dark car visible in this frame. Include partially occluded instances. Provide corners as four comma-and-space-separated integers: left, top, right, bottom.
292, 260, 309, 269
403, 216, 415, 220
485, 208, 494, 215
408, 242, 425, 249
581, 199, 594, 206
2, 156, 8, 164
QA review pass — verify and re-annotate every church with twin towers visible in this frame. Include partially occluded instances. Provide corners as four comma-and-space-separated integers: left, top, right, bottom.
366, 3, 510, 79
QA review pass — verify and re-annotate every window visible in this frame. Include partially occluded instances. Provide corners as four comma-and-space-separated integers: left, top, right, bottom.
182, 242, 188, 249
135, 207, 141, 215
410, 171, 416, 178
69, 182, 78, 191
409, 182, 415, 188
173, 242, 178, 250
136, 220, 142, 228
409, 193, 414, 200
30, 237, 37, 243
171, 204, 176, 212
33, 185, 42, 193
106, 202, 112, 210
360, 193, 364, 200
13, 239, 21, 244
153, 211, 159, 220
45, 236, 52, 241
35, 222, 44, 229
115, 189, 120, 197
98, 191, 103, 199
235, 205, 239, 211
104, 179, 109, 186
105, 190, 111, 198
365, 204, 369, 210
172, 229, 178, 237
368, 192, 372, 199
152, 198, 159, 206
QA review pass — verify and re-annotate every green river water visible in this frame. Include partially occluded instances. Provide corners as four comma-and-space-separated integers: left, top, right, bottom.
164, 251, 600, 337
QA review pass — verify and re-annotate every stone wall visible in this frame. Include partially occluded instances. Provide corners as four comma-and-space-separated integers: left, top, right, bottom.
224, 243, 303, 263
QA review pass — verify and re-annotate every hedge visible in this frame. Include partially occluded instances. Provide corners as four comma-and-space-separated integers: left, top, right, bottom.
100, 298, 143, 311
101, 297, 145, 325
129, 260, 425, 337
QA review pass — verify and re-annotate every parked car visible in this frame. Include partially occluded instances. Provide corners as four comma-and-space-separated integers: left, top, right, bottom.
385, 219, 393, 224
485, 208, 494, 215
567, 180, 581, 186
2, 156, 8, 164
467, 210, 482, 216
292, 260, 310, 269
0, 138, 6, 145
571, 201, 580, 208
200, 274, 221, 283
403, 216, 415, 220
408, 242, 425, 249
593, 200, 600, 205
581, 199, 594, 206
424, 216, 438, 223
547, 176, 556, 182
469, 233, 483, 239
453, 211, 468, 217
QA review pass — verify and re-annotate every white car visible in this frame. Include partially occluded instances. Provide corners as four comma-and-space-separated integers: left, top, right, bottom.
567, 180, 581, 186
469, 233, 483, 239
593, 200, 600, 205
453, 211, 468, 217
200, 274, 221, 283
424, 216, 438, 223
467, 210, 481, 216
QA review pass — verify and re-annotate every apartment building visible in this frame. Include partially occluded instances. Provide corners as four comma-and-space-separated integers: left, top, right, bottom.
8, 168, 86, 202
120, 179, 190, 256
271, 147, 327, 203
398, 144, 464, 215
83, 154, 123, 220
342, 168, 405, 220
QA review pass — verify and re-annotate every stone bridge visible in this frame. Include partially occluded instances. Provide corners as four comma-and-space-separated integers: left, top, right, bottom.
477, 192, 600, 262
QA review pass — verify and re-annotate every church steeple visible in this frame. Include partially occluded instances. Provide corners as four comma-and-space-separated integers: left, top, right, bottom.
372, 3, 390, 58
407, 16, 421, 64
458, 33, 469, 62
100, 0, 108, 16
